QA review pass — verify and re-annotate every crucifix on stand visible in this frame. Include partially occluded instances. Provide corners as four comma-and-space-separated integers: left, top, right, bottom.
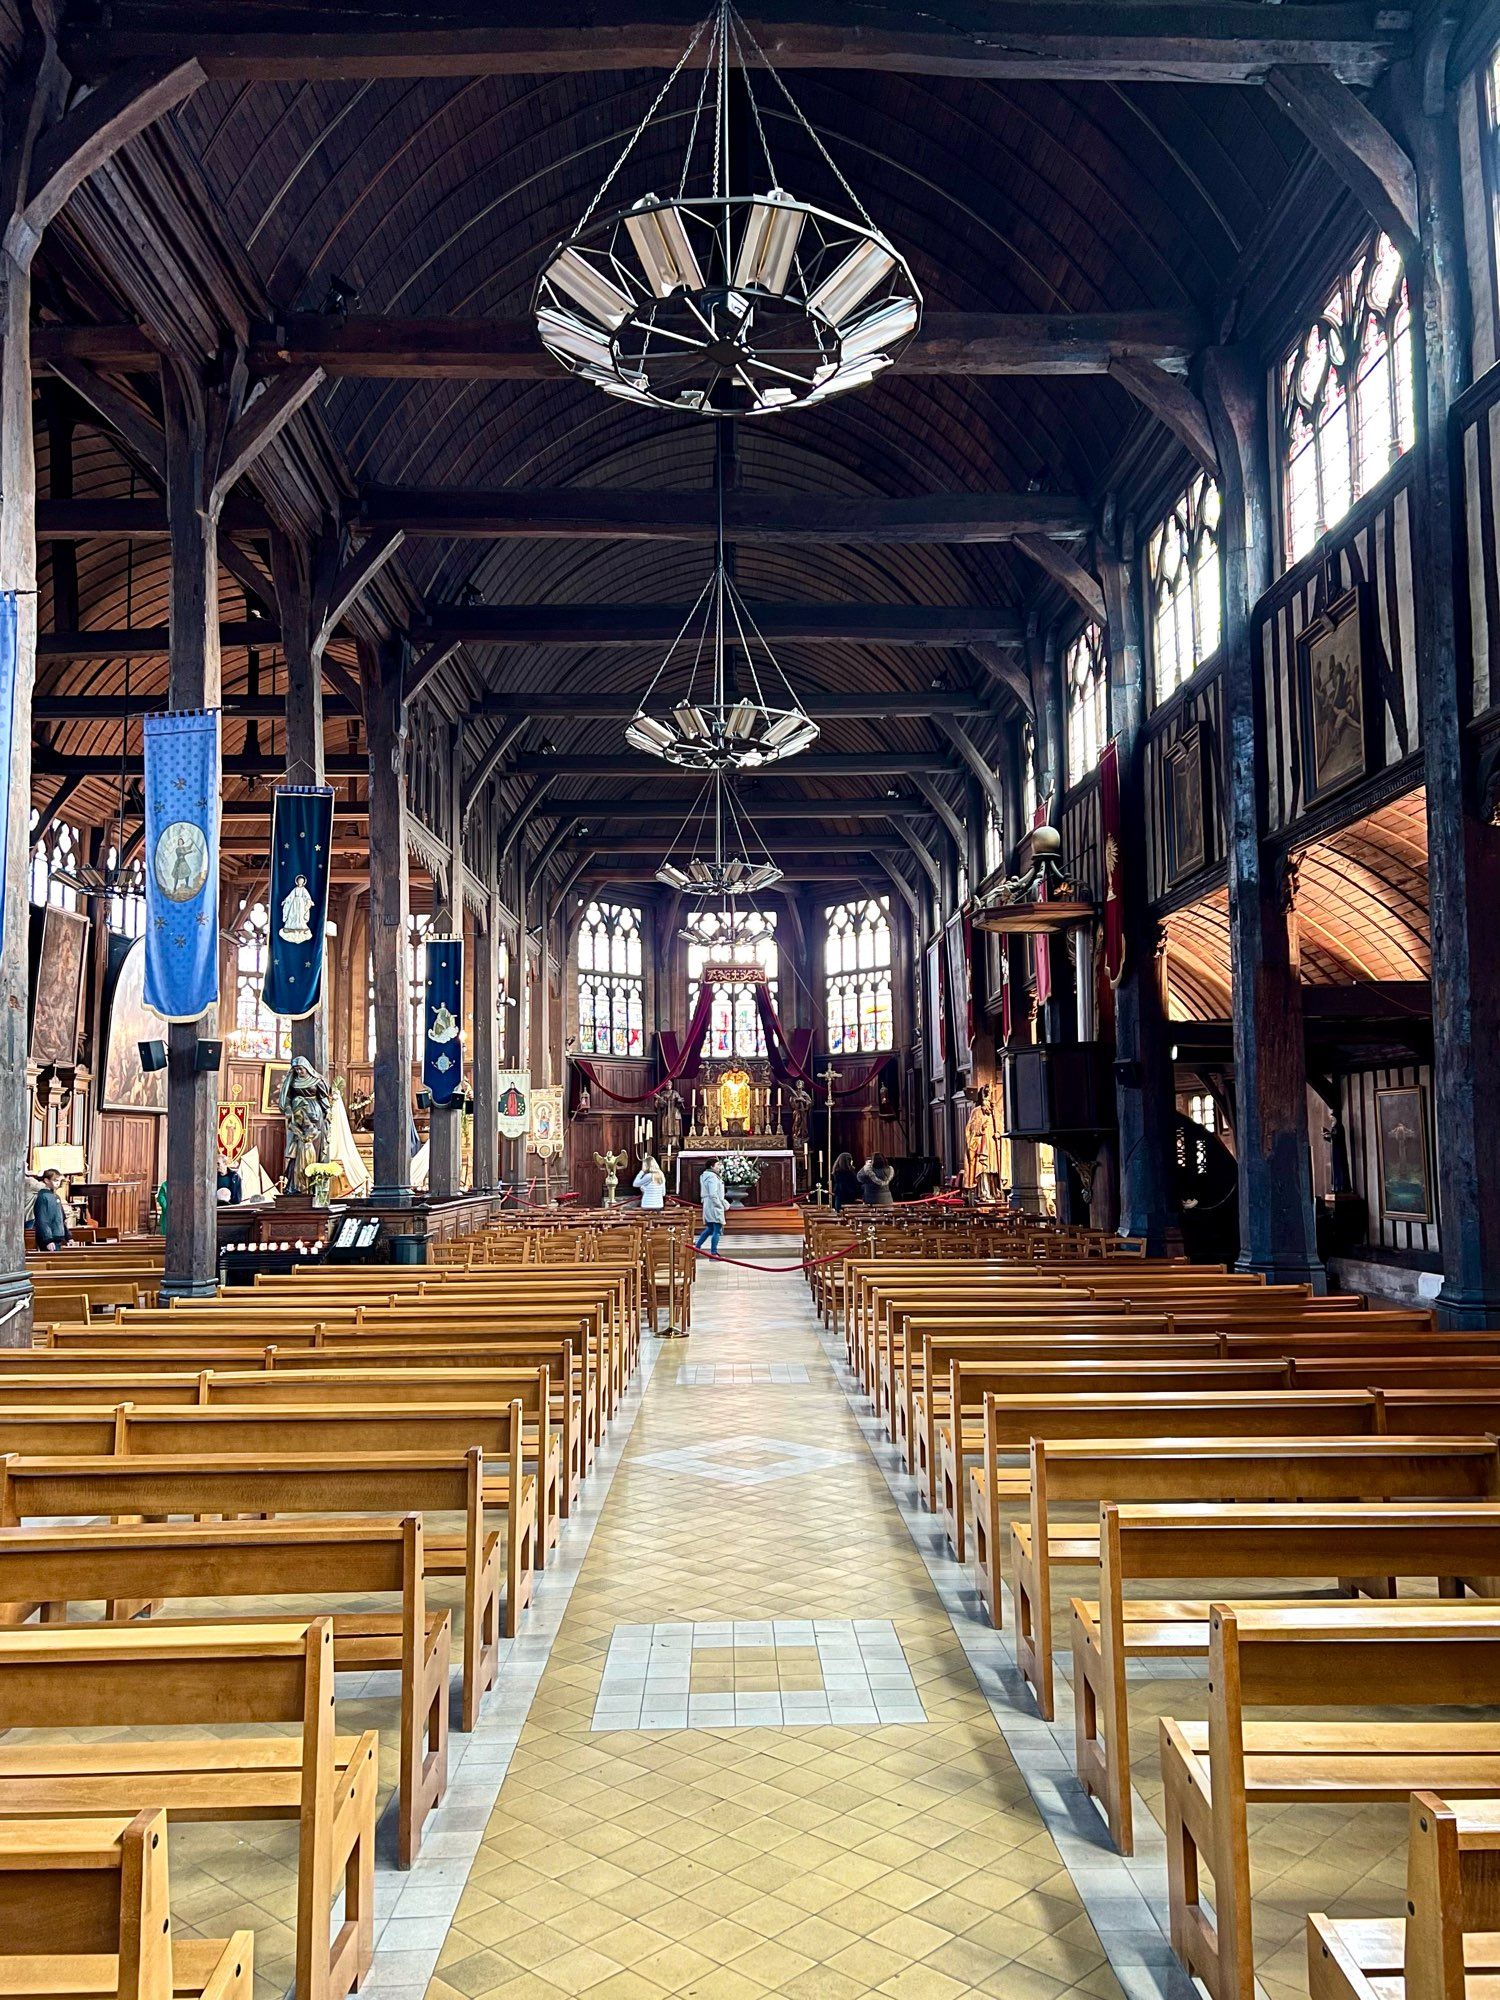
818, 1063, 837, 1206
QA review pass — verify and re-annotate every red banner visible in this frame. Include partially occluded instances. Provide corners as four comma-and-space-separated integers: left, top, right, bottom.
1099, 738, 1127, 988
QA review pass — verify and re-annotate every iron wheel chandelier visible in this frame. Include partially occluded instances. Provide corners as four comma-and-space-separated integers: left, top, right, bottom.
532, 1, 921, 419
626, 424, 818, 770
655, 770, 784, 941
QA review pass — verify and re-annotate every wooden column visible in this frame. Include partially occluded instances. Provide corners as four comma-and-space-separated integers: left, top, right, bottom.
270, 530, 328, 1074
1201, 345, 1324, 1285
1397, 60, 1500, 1322
507, 843, 528, 1190
0, 242, 38, 1342
428, 725, 464, 1197
1026, 620, 1064, 814
1098, 517, 1181, 1252
363, 640, 413, 1202
472, 822, 501, 1192
159, 363, 226, 1301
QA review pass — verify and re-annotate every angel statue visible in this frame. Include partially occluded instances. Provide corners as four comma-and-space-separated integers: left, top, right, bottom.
594, 1148, 628, 1204
278, 1054, 332, 1197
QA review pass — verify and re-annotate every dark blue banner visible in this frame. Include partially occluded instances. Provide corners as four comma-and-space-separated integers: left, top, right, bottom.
143, 708, 220, 1023
263, 785, 334, 1019
423, 935, 464, 1106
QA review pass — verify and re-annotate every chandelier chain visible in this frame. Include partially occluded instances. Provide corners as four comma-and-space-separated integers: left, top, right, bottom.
575, 9, 712, 238
725, 11, 781, 192
729, 7, 878, 232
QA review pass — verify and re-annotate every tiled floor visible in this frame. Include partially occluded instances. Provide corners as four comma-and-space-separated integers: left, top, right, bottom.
428, 1241, 1129, 2000
590, 1619, 927, 1730
675, 1363, 810, 1385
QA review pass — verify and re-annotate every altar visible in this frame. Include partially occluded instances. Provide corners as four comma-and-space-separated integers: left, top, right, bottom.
676, 1147, 797, 1206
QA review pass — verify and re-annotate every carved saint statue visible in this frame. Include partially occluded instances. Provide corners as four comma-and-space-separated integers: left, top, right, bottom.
278, 1054, 333, 1197
787, 1078, 813, 1156
594, 1148, 628, 1203
654, 1082, 684, 1151
278, 873, 315, 944
963, 1084, 1003, 1200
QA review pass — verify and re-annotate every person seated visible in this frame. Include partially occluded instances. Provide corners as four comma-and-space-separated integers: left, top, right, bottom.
830, 1152, 861, 1213
216, 1149, 244, 1205
32, 1168, 71, 1251
634, 1154, 666, 1211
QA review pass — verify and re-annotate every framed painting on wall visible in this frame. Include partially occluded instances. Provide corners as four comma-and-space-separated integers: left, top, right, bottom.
101, 936, 166, 1113
30, 906, 89, 1067
261, 1061, 291, 1113
1296, 584, 1373, 803
1375, 1083, 1434, 1223
1163, 726, 1207, 883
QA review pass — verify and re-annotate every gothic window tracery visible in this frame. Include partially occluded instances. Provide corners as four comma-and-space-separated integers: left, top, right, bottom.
825, 898, 893, 1053
1065, 625, 1107, 786
687, 910, 778, 1058
577, 900, 645, 1057
1149, 473, 1222, 701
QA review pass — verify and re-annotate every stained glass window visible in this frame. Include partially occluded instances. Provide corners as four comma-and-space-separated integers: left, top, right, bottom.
1065, 625, 1107, 785
577, 900, 645, 1057
1020, 719, 1038, 828
1148, 473, 1223, 702
228, 902, 291, 1061
1280, 230, 1414, 565
825, 899, 893, 1054
687, 909, 778, 1058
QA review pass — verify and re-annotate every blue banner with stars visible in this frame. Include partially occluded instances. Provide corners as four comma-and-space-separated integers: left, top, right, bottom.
142, 708, 220, 1023
423, 935, 464, 1107
263, 785, 334, 1020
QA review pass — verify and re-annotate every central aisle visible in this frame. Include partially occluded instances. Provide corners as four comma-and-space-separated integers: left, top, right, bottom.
427, 1239, 1124, 2000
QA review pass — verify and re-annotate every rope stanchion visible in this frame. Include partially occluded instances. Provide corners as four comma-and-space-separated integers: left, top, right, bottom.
693, 1243, 854, 1274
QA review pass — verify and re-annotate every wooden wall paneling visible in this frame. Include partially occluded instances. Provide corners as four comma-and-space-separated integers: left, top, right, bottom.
1456, 368, 1500, 722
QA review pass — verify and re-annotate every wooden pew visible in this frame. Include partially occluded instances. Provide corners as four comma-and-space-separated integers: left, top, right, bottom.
1003, 1435, 1500, 1715
114, 1404, 539, 1620
0, 1451, 501, 1732
943, 1385, 1380, 1563
1308, 1791, 1500, 2000
0, 1810, 254, 2000
1071, 1500, 1500, 1852
0, 1517, 448, 1867
1160, 1603, 1500, 2000
0, 1619, 377, 2000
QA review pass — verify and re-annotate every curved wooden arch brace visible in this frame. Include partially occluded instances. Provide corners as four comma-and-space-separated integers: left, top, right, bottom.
1264, 63, 1418, 255
1013, 534, 1108, 627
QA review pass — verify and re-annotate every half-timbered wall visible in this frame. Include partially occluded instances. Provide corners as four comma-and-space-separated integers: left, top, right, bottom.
1457, 364, 1500, 720
1257, 462, 1421, 837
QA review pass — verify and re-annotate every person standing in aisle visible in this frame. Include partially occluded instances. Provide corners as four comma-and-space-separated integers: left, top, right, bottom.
695, 1157, 726, 1257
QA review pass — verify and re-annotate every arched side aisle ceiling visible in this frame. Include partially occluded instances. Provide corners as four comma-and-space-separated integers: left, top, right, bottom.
1163, 793, 1432, 1025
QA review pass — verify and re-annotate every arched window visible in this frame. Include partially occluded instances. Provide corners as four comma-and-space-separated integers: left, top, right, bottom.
1187, 1090, 1218, 1134
1065, 625, 1107, 786
28, 821, 83, 912
577, 900, 645, 1058
228, 902, 292, 1061
983, 803, 1004, 880
825, 898, 893, 1054
1149, 473, 1222, 701
1020, 719, 1038, 828
1281, 230, 1414, 565
687, 910, 778, 1057
105, 854, 147, 940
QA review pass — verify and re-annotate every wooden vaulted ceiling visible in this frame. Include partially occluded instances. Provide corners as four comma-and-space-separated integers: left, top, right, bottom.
28, 16, 1343, 887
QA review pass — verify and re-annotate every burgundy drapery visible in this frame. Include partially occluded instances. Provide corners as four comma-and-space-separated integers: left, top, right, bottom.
572, 981, 886, 1105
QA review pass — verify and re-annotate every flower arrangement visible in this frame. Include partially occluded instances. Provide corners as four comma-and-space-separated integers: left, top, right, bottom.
719, 1152, 762, 1193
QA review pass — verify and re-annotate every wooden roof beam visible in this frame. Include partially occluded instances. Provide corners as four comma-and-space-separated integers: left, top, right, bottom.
226, 308, 1204, 380
1013, 535, 1109, 627
1107, 357, 1219, 477
426, 603, 1022, 649
508, 752, 954, 778
473, 689, 991, 721
530, 794, 936, 822
63, 6, 1404, 88
362, 488, 1089, 544
1263, 63, 1418, 254
560, 833, 911, 856
38, 496, 270, 536
313, 526, 405, 655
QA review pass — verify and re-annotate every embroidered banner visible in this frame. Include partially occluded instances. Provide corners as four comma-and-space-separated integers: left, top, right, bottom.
529, 1083, 564, 1156
423, 935, 464, 1106
143, 708, 220, 1023
263, 786, 334, 1019
496, 1069, 530, 1139
1100, 737, 1127, 987
0, 593, 17, 921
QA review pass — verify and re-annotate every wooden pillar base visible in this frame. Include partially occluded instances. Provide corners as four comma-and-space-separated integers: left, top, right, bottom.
0, 1269, 34, 1349
428, 1104, 462, 1197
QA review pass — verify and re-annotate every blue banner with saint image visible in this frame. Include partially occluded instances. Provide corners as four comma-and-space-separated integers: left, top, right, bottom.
263, 785, 334, 1019
423, 935, 464, 1106
143, 709, 220, 1023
